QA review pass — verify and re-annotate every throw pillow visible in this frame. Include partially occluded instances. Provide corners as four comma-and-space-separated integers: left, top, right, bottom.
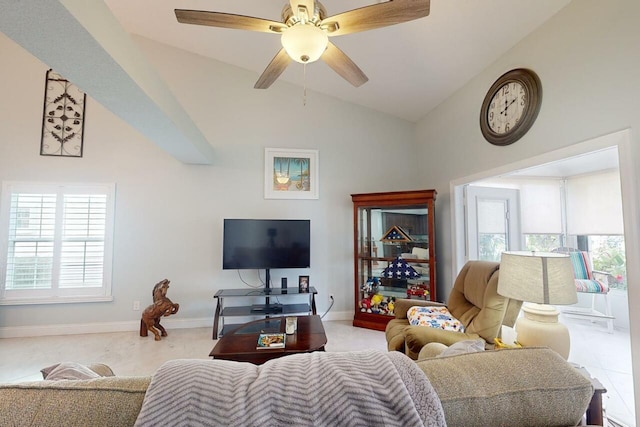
437, 339, 485, 358
86, 363, 115, 377
41, 362, 102, 381
407, 306, 465, 332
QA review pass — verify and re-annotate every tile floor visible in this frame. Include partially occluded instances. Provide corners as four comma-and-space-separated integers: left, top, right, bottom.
564, 314, 636, 427
0, 320, 387, 383
0, 318, 635, 426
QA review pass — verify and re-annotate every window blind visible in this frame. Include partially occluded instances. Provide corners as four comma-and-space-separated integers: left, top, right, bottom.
567, 171, 623, 235
520, 180, 563, 234
1, 182, 114, 303
5, 193, 56, 290
60, 194, 107, 288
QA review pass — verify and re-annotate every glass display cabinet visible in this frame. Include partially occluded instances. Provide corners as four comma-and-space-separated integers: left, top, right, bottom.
351, 189, 437, 330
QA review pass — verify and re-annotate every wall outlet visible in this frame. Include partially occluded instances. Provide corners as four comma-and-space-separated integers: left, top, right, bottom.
133, 300, 140, 311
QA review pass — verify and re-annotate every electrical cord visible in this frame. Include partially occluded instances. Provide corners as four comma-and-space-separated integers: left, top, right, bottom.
321, 295, 334, 319
237, 270, 264, 288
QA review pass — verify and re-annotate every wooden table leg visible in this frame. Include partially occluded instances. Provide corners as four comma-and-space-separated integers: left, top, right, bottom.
586, 388, 605, 426
311, 293, 317, 315
575, 367, 606, 426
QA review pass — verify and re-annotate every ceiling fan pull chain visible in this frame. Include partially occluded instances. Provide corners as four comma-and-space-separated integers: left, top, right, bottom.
303, 62, 307, 106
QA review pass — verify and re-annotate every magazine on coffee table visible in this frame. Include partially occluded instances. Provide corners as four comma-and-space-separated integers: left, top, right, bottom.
257, 333, 285, 349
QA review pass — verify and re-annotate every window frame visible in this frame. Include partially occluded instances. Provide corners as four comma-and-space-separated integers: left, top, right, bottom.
0, 181, 115, 305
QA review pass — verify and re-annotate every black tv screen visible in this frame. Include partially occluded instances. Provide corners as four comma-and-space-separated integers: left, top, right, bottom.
222, 219, 310, 270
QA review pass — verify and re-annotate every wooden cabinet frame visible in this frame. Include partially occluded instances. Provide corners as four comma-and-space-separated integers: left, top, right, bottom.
351, 190, 437, 330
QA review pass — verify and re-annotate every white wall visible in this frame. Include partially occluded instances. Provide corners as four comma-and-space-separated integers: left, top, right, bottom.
415, 0, 640, 421
418, 0, 640, 288
0, 33, 418, 332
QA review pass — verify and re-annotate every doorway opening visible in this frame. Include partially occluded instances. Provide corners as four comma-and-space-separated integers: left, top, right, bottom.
451, 129, 636, 426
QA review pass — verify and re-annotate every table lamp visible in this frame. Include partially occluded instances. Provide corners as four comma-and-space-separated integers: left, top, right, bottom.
497, 251, 577, 359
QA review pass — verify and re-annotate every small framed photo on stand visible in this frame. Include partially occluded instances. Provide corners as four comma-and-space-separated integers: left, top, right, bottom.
298, 275, 309, 293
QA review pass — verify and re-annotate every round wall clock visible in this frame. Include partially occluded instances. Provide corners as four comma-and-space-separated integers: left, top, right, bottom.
480, 68, 542, 146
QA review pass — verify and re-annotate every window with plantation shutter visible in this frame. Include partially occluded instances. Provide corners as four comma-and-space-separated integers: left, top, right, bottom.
0, 182, 114, 304
60, 194, 107, 288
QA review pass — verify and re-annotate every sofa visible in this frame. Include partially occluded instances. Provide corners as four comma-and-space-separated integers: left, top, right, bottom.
0, 347, 595, 427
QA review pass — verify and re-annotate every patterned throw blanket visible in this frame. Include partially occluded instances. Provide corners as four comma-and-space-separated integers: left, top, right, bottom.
135, 350, 446, 427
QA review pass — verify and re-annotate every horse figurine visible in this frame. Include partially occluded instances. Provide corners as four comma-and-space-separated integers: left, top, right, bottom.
139, 279, 180, 341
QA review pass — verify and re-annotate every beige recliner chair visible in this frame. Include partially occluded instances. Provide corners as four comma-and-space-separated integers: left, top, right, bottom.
385, 260, 522, 360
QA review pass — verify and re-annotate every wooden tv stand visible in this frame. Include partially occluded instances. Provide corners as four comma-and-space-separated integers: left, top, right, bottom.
212, 287, 317, 339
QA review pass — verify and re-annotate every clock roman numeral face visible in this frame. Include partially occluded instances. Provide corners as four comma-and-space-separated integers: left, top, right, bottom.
480, 68, 542, 146
487, 81, 526, 134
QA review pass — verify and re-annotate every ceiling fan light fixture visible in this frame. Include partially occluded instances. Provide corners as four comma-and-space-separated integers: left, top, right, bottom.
177, 0, 430, 88
281, 24, 328, 63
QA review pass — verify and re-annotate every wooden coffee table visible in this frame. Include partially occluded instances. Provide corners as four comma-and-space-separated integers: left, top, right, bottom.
210, 315, 327, 364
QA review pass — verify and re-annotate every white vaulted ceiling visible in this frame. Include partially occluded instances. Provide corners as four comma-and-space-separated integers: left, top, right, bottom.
0, 0, 571, 163
105, 0, 570, 122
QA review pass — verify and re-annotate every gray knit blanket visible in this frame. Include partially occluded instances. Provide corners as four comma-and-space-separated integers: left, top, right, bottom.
135, 350, 446, 427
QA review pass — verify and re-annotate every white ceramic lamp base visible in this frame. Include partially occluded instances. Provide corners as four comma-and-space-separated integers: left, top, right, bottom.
515, 303, 571, 359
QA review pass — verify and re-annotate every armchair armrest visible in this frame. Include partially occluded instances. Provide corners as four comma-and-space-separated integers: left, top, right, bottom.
591, 269, 611, 279
393, 298, 446, 320
404, 326, 481, 359
385, 299, 446, 355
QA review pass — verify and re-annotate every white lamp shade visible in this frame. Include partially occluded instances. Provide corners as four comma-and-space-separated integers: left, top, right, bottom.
498, 251, 577, 305
281, 24, 328, 63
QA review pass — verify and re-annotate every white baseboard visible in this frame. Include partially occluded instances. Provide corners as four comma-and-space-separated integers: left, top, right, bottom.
0, 312, 354, 339
0, 317, 213, 339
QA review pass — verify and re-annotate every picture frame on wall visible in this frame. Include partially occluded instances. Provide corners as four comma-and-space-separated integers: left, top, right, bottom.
264, 148, 319, 199
298, 275, 309, 293
40, 69, 86, 157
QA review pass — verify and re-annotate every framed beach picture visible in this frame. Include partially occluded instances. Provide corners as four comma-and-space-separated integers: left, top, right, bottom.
265, 148, 319, 199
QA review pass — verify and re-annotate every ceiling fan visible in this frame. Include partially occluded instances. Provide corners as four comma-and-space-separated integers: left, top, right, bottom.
175, 0, 430, 89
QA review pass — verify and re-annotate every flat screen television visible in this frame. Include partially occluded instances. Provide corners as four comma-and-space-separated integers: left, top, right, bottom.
222, 219, 310, 289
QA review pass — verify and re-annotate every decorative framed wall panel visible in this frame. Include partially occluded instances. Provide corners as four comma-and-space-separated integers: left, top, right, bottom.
40, 69, 86, 157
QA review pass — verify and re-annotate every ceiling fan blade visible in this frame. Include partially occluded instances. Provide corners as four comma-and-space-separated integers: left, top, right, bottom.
254, 48, 292, 89
320, 0, 430, 37
175, 9, 288, 34
321, 42, 368, 87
